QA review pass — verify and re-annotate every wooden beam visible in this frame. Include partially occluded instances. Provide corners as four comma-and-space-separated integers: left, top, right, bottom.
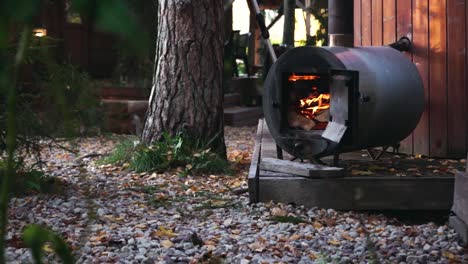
267, 9, 283, 30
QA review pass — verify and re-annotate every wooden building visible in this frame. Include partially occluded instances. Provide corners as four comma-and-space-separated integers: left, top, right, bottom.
36, 1, 119, 78
354, 0, 467, 158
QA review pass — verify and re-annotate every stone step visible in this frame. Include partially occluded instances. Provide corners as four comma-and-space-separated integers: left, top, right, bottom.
100, 87, 150, 100
101, 99, 261, 134
224, 106, 263, 127
101, 99, 148, 134
224, 93, 241, 108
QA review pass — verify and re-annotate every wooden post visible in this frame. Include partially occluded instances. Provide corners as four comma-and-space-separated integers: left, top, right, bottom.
283, 0, 295, 46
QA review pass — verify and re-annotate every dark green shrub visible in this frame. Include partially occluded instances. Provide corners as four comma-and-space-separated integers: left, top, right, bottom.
0, 160, 59, 195
100, 133, 230, 174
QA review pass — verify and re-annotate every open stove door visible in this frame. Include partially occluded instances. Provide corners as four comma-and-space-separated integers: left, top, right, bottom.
322, 69, 359, 150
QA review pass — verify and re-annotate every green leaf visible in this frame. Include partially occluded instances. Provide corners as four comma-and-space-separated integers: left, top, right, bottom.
23, 225, 74, 264
70, 0, 149, 54
0, 0, 41, 22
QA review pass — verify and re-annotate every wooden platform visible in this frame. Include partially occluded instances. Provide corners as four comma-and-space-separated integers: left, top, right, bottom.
248, 119, 455, 210
450, 158, 468, 243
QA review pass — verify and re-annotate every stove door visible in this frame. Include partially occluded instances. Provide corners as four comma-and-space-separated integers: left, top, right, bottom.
322, 69, 359, 149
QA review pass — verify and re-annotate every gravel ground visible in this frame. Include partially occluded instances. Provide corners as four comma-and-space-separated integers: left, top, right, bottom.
5, 126, 468, 263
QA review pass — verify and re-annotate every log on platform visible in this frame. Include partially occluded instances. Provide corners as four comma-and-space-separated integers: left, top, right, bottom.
260, 157, 344, 178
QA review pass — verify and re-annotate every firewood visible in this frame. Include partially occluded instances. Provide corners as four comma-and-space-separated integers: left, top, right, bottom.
288, 111, 316, 130
315, 109, 330, 123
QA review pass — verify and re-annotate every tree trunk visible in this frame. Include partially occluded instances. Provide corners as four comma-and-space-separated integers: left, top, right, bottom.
283, 0, 295, 46
142, 0, 226, 156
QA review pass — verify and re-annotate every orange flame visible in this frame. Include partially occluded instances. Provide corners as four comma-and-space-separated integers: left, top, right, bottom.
298, 93, 330, 120
288, 73, 320, 82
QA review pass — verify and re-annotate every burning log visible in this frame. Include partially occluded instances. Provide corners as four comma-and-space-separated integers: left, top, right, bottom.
288, 110, 316, 130
315, 109, 330, 123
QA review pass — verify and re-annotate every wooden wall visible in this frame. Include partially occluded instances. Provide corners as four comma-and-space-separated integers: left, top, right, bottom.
354, 0, 467, 158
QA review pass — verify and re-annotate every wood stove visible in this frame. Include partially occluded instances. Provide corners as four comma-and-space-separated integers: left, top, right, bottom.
263, 45, 425, 160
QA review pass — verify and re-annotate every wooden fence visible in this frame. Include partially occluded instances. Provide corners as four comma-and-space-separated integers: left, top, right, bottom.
354, 0, 467, 158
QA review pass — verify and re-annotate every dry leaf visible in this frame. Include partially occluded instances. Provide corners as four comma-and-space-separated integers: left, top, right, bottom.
151, 226, 178, 238
313, 221, 322, 229
161, 240, 173, 249
289, 234, 301, 241
271, 207, 287, 216
351, 170, 373, 175
211, 199, 228, 206
328, 239, 341, 245
341, 232, 354, 241
442, 251, 460, 262
43, 244, 54, 253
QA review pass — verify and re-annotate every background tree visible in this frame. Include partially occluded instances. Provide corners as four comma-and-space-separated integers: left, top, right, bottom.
142, 0, 226, 156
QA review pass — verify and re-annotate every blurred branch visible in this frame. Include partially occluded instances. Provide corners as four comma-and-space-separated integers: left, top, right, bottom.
0, 25, 31, 264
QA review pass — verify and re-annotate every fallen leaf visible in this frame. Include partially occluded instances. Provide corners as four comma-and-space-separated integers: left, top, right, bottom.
211, 199, 228, 206
368, 165, 386, 170
271, 207, 287, 216
289, 234, 301, 241
248, 239, 266, 252
161, 240, 173, 249
313, 221, 323, 229
351, 170, 373, 176
151, 226, 178, 238
442, 251, 460, 262
43, 244, 54, 253
341, 232, 354, 241
328, 239, 341, 245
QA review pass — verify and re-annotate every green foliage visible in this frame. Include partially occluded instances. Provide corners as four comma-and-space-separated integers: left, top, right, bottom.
309, 8, 328, 46
101, 133, 230, 175
0, 36, 102, 149
22, 225, 74, 264
0, 0, 151, 262
99, 140, 136, 165
112, 0, 156, 87
70, 0, 149, 55
0, 160, 59, 195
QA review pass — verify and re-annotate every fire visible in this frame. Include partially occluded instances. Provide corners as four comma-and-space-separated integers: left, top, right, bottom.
298, 92, 330, 120
288, 73, 320, 82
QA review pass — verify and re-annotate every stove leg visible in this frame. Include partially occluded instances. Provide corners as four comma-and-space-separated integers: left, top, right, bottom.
313, 157, 326, 165
276, 144, 283, 160
375, 146, 389, 160
367, 146, 390, 161
333, 153, 340, 167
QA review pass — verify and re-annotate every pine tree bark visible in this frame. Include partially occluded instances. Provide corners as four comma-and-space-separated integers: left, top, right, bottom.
142, 0, 226, 156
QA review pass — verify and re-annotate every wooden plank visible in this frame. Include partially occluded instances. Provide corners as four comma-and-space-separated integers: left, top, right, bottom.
412, 0, 430, 156
248, 119, 263, 203
382, 0, 396, 45
361, 0, 372, 46
371, 0, 383, 45
260, 157, 345, 178
449, 215, 468, 244
452, 171, 468, 225
447, 0, 467, 157
258, 175, 454, 210
429, 0, 448, 157
396, 0, 414, 154
354, 0, 362, 46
